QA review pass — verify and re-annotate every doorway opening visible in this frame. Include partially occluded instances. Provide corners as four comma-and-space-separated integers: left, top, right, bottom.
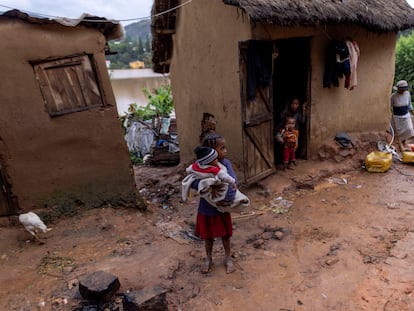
273, 37, 311, 165
0, 163, 19, 216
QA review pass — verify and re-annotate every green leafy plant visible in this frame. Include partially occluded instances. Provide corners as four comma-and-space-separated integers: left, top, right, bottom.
395, 30, 414, 88
127, 102, 156, 121
121, 84, 174, 165
142, 84, 174, 118
129, 151, 143, 165
124, 84, 173, 122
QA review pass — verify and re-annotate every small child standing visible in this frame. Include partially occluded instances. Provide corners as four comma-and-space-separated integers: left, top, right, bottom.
189, 133, 237, 274
276, 117, 299, 170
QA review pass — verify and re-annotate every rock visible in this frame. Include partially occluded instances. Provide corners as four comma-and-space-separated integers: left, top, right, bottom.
253, 239, 265, 249
318, 150, 328, 160
123, 286, 167, 311
274, 231, 284, 240
261, 232, 273, 240
78, 271, 120, 302
363, 255, 377, 264
325, 258, 339, 266
339, 149, 353, 158
63, 265, 75, 274
294, 180, 315, 190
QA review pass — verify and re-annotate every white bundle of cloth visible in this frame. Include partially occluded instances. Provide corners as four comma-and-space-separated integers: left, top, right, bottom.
182, 163, 250, 213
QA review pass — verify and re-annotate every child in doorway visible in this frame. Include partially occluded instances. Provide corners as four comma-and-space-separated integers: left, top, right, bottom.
276, 117, 299, 170
191, 132, 237, 274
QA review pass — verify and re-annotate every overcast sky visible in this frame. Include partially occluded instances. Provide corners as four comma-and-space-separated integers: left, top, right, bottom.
0, 0, 154, 25
1, 0, 414, 25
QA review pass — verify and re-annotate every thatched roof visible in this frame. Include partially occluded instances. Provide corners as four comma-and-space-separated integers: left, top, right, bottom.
152, 0, 414, 73
223, 0, 414, 32
0, 9, 124, 41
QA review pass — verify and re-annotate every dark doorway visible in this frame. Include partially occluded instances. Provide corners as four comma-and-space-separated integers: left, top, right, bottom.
0, 164, 18, 216
273, 37, 311, 165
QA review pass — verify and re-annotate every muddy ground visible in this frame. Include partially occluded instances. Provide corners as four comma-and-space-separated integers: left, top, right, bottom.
1, 158, 414, 310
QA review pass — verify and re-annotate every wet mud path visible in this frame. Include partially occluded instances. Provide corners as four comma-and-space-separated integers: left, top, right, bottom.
1, 160, 414, 310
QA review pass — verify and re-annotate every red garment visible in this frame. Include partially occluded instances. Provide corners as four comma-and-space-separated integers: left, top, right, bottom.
192, 162, 220, 175
196, 213, 232, 240
283, 146, 296, 163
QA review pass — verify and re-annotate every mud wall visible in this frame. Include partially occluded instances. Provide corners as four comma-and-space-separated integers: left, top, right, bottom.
252, 24, 395, 156
170, 0, 251, 167
0, 19, 136, 208
172, 1, 395, 171
110, 69, 169, 116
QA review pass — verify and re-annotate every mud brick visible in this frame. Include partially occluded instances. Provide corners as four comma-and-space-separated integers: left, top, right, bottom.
79, 270, 120, 302
123, 285, 167, 311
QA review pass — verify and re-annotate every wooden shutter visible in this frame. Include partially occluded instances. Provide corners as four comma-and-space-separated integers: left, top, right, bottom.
33, 55, 103, 116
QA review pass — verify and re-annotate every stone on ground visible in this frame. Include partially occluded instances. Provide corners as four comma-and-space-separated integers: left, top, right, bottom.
78, 270, 120, 302
123, 285, 167, 311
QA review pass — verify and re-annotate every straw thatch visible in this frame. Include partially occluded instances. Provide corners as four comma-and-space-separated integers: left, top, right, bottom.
223, 0, 414, 32
152, 0, 414, 73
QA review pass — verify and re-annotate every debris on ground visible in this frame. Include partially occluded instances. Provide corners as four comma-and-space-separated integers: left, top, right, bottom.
246, 226, 286, 249
265, 197, 293, 214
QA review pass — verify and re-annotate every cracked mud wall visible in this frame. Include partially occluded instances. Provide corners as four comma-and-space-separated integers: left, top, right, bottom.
0, 19, 136, 209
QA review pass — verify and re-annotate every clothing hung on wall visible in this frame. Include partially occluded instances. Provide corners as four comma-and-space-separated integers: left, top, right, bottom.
345, 40, 360, 90
323, 39, 359, 90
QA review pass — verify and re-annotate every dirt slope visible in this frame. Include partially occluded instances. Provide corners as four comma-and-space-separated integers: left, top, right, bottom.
1, 160, 414, 310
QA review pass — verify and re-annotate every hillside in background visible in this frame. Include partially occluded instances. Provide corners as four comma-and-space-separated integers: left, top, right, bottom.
107, 19, 152, 69
124, 19, 151, 41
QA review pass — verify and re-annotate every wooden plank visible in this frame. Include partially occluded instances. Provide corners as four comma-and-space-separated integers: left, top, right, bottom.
43, 60, 82, 69
245, 167, 275, 185
33, 55, 103, 116
258, 87, 272, 114
244, 114, 272, 127
244, 125, 273, 169
79, 56, 103, 107
240, 41, 276, 182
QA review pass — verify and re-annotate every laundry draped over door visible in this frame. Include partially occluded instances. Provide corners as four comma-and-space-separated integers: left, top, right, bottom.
323, 39, 359, 90
247, 40, 273, 101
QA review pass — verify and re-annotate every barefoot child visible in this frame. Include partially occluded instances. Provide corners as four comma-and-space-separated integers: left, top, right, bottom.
191, 132, 237, 274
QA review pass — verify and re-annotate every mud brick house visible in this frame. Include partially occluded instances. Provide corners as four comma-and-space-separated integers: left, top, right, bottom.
0, 10, 137, 215
151, 0, 414, 183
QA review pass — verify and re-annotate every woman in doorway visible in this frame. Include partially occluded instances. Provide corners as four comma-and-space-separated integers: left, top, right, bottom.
279, 96, 307, 130
391, 80, 414, 149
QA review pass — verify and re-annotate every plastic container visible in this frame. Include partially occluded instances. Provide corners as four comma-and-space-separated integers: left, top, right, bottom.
402, 151, 414, 163
365, 151, 392, 173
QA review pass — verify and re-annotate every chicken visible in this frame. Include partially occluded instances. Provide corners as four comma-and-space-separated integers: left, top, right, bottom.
19, 212, 51, 243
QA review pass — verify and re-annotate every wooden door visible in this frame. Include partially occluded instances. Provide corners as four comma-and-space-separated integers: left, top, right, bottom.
239, 41, 275, 184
